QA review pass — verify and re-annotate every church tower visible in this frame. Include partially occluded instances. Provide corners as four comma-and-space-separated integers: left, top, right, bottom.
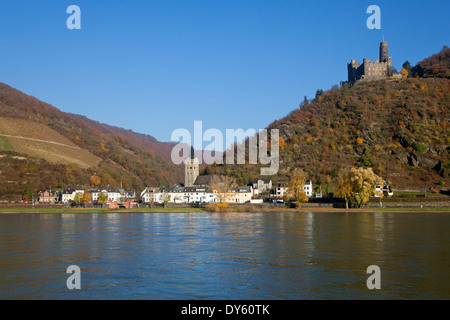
184, 146, 199, 187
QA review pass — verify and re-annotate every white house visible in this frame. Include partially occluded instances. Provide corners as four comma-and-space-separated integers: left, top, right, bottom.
184, 187, 218, 204
61, 186, 85, 204
87, 186, 127, 203
141, 186, 218, 204
141, 186, 184, 204
105, 187, 123, 202
227, 186, 253, 203
252, 178, 272, 196
304, 180, 313, 198
159, 186, 185, 203
276, 180, 313, 198
374, 179, 391, 197
140, 187, 160, 203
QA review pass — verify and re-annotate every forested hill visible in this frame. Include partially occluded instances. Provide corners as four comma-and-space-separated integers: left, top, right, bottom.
210, 47, 450, 190
0, 83, 183, 198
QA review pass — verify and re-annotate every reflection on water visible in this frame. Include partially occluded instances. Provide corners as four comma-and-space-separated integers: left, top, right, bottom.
0, 211, 449, 299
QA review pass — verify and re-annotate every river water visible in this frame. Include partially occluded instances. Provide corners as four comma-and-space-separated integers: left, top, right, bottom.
0, 211, 449, 299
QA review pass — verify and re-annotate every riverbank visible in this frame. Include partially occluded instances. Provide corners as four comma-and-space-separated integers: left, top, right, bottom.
0, 206, 449, 214
0, 207, 206, 214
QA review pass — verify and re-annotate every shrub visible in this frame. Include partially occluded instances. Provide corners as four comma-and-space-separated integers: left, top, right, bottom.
205, 203, 230, 213
411, 142, 427, 153
355, 157, 374, 168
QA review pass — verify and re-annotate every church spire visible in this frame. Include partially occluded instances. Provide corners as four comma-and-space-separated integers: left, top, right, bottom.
185, 146, 199, 187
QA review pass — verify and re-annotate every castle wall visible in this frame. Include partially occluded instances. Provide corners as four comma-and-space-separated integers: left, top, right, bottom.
362, 59, 390, 80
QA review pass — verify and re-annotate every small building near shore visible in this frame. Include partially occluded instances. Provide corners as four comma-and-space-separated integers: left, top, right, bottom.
38, 190, 59, 204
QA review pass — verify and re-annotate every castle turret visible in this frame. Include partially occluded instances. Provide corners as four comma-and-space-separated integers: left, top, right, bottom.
380, 41, 388, 63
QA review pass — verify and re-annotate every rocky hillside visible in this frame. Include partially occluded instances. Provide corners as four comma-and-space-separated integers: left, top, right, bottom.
210, 47, 450, 190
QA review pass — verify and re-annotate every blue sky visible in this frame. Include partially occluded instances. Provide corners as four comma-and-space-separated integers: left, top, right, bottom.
0, 0, 449, 148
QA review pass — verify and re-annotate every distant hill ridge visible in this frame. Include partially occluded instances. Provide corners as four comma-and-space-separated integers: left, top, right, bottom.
0, 82, 183, 197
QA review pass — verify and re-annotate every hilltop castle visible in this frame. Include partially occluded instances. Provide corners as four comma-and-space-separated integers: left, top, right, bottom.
347, 42, 393, 83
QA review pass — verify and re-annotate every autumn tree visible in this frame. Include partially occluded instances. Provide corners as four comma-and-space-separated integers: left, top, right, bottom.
73, 192, 83, 204
335, 167, 383, 208
400, 61, 411, 77
23, 181, 33, 201
90, 175, 101, 187
283, 169, 309, 207
211, 176, 237, 208
302, 96, 309, 107
81, 193, 92, 203
336, 171, 352, 209
315, 89, 324, 101
401, 68, 409, 78
98, 192, 108, 203
279, 137, 286, 151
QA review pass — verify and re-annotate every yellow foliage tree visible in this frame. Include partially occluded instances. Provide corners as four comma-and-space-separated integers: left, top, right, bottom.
283, 169, 309, 207
335, 167, 383, 208
400, 68, 409, 77
100, 142, 109, 152
279, 137, 286, 151
211, 177, 237, 209
81, 193, 92, 203
98, 192, 108, 203
90, 175, 101, 187
336, 173, 352, 209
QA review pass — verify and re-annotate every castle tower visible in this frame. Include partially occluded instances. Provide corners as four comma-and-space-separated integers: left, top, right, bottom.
184, 146, 199, 187
380, 41, 389, 63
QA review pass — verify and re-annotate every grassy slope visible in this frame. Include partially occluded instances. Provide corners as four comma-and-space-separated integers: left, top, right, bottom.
0, 116, 101, 168
0, 83, 184, 197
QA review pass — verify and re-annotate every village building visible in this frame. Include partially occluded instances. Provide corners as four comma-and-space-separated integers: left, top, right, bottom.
193, 174, 237, 191
275, 180, 313, 198
38, 190, 59, 204
140, 187, 160, 203
184, 187, 218, 204
227, 186, 253, 204
125, 190, 137, 202
140, 185, 218, 204
304, 180, 313, 198
160, 185, 185, 203
374, 178, 393, 197
275, 182, 288, 198
88, 186, 125, 203
252, 178, 272, 196
105, 187, 123, 202
61, 186, 85, 204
